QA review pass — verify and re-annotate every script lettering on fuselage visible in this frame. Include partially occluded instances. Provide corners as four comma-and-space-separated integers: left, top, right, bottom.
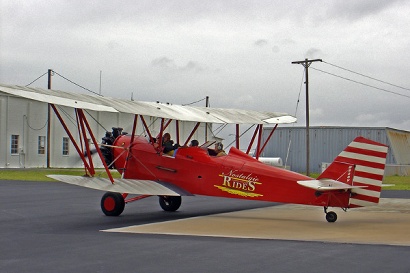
215, 170, 263, 197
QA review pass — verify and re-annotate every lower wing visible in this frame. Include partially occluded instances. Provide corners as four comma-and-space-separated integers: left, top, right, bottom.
47, 175, 193, 196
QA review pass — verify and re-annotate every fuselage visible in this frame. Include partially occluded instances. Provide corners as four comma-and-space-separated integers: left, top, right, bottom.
113, 135, 350, 208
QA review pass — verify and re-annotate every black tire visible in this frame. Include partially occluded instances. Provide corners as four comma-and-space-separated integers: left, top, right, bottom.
101, 192, 125, 216
159, 196, 181, 212
326, 211, 337, 223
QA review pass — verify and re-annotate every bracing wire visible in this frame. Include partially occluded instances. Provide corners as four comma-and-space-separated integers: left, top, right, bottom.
84, 109, 109, 133
56, 105, 77, 127
212, 123, 228, 136
226, 124, 255, 148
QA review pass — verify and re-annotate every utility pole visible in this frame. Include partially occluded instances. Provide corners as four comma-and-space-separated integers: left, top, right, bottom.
291, 58, 322, 176
47, 69, 53, 168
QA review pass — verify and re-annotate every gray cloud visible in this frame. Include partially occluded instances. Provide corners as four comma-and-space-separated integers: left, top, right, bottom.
272, 46, 280, 53
152, 57, 177, 69
254, 39, 268, 47
325, 0, 405, 21
1, 0, 409, 132
179, 61, 205, 73
152, 58, 206, 73
305, 48, 323, 59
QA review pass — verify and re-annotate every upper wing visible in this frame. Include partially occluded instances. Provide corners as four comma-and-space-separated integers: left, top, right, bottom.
47, 175, 193, 196
0, 84, 117, 112
297, 179, 367, 191
0, 83, 296, 124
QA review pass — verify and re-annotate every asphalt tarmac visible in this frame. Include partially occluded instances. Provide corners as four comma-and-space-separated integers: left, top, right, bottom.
1, 180, 410, 273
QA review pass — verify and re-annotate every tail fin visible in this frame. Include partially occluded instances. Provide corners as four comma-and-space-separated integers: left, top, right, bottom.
318, 136, 388, 207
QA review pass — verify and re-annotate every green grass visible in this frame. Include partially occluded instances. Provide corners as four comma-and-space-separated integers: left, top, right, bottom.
382, 175, 410, 190
0, 169, 409, 190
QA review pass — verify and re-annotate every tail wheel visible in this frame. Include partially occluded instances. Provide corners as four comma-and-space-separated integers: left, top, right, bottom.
101, 192, 125, 216
159, 196, 181, 212
326, 211, 338, 223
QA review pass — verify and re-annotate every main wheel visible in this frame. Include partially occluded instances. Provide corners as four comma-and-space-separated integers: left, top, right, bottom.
101, 192, 125, 216
326, 211, 337, 223
159, 196, 181, 212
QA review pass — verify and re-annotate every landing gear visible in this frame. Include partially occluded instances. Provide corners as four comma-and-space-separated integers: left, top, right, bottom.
324, 207, 338, 223
159, 196, 182, 212
325, 211, 337, 223
101, 192, 125, 216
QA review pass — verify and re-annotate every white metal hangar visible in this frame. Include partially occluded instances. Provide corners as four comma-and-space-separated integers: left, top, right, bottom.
262, 126, 410, 175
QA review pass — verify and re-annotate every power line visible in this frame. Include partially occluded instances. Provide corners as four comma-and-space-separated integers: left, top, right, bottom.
53, 71, 102, 96
182, 97, 207, 106
26, 72, 48, 87
311, 67, 410, 99
24, 115, 48, 131
323, 61, 410, 92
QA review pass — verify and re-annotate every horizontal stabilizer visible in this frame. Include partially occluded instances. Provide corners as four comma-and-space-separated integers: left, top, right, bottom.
297, 179, 367, 191
47, 175, 193, 196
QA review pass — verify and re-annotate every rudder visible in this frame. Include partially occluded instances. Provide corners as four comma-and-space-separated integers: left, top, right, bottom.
318, 136, 388, 208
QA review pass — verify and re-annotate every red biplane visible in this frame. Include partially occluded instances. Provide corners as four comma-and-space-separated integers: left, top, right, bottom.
0, 84, 389, 222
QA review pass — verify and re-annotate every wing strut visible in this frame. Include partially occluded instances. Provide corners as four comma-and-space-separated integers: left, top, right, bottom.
140, 115, 154, 145
244, 124, 278, 159
235, 124, 240, 149
175, 120, 180, 144
183, 122, 201, 146
50, 104, 92, 175
76, 109, 114, 183
76, 109, 95, 173
120, 114, 138, 179
155, 118, 173, 139
255, 124, 263, 159
50, 105, 114, 183
246, 124, 259, 155
258, 124, 278, 155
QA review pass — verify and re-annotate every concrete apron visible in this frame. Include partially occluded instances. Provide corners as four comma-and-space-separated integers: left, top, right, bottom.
103, 198, 410, 246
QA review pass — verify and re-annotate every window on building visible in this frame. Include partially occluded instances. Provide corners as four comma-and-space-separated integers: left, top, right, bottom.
11, 135, 19, 154
38, 136, 46, 155
62, 137, 69, 156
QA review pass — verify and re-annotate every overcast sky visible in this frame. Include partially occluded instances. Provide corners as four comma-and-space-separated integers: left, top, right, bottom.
1, 0, 409, 132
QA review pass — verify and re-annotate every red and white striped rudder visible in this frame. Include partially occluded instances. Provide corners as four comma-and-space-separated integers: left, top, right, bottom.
319, 136, 388, 207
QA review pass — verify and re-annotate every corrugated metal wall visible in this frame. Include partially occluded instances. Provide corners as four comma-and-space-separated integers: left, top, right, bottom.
262, 126, 397, 173
386, 128, 410, 164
